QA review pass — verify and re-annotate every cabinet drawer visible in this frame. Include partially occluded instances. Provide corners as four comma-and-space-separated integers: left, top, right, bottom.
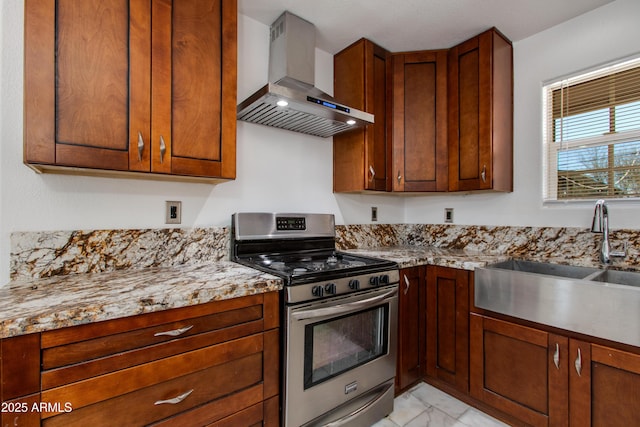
42, 333, 264, 425
42, 295, 267, 389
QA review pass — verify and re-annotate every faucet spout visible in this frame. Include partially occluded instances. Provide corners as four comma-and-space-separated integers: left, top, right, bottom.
601, 203, 611, 264
591, 199, 619, 264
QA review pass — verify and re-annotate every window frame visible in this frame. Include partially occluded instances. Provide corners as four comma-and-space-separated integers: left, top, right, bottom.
542, 55, 640, 203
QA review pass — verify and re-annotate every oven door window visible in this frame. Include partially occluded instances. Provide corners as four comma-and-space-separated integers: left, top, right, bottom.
303, 305, 389, 389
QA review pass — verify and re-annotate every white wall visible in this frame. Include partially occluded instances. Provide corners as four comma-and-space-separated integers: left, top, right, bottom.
0, 3, 403, 282
2, 0, 639, 282
405, 0, 640, 228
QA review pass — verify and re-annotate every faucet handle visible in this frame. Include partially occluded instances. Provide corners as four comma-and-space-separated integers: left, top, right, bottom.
610, 242, 628, 259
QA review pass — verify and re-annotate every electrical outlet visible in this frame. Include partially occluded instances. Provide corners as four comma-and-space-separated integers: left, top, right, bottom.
371, 206, 378, 222
445, 208, 454, 223
166, 201, 182, 224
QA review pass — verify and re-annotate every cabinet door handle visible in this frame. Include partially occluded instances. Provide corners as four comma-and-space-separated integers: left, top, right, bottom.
137, 132, 145, 162
481, 164, 487, 183
397, 170, 402, 184
154, 389, 194, 406
574, 347, 582, 376
369, 165, 375, 182
154, 325, 194, 337
403, 274, 410, 295
553, 343, 560, 370
159, 135, 167, 163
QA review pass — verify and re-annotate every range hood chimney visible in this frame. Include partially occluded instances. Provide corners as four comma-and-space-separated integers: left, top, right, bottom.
237, 12, 374, 138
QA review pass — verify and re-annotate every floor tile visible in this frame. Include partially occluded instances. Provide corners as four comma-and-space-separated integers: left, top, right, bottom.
378, 382, 510, 427
386, 392, 430, 426
408, 383, 470, 419
404, 405, 460, 427
457, 408, 510, 427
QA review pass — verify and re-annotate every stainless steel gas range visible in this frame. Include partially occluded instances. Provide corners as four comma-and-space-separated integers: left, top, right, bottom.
231, 213, 399, 427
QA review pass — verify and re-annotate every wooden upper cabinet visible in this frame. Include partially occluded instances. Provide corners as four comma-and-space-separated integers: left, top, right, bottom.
24, 0, 237, 182
333, 38, 391, 192
448, 27, 512, 192
392, 50, 448, 192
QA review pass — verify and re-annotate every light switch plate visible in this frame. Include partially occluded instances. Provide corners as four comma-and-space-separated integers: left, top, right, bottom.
445, 208, 454, 223
166, 201, 182, 224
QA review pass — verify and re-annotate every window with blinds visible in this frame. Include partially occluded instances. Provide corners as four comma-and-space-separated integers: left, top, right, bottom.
543, 56, 640, 201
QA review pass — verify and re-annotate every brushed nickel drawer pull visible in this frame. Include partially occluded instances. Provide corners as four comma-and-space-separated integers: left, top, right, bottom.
154, 389, 194, 406
369, 165, 376, 182
574, 348, 582, 376
154, 325, 194, 337
397, 170, 402, 184
137, 131, 145, 162
159, 135, 167, 163
481, 164, 487, 183
553, 343, 560, 370
403, 274, 410, 295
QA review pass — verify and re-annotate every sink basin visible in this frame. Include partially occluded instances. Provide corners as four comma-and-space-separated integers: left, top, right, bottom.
475, 259, 640, 347
587, 269, 640, 287
488, 259, 601, 279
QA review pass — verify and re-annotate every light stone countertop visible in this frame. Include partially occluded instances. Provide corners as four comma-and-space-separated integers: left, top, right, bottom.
347, 246, 511, 270
0, 261, 282, 339
0, 246, 510, 339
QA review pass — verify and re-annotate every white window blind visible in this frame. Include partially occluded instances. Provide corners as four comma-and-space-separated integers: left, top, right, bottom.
543, 56, 640, 201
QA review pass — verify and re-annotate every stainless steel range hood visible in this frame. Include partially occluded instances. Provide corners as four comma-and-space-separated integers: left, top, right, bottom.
237, 12, 374, 138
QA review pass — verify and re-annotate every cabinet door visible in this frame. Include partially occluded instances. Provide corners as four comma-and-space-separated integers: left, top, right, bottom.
24, 0, 236, 180
0, 335, 41, 427
25, 0, 148, 171
470, 314, 563, 427
396, 266, 424, 393
425, 266, 469, 392
448, 28, 512, 192
570, 342, 640, 427
152, 0, 236, 178
334, 39, 391, 192
392, 51, 448, 192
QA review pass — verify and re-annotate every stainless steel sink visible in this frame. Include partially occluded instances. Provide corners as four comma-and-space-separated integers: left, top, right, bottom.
475, 260, 640, 347
488, 259, 601, 279
586, 269, 640, 287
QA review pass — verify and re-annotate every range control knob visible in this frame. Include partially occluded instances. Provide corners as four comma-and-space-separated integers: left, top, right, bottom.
369, 276, 380, 287
311, 285, 324, 298
379, 274, 390, 285
325, 283, 337, 295
348, 279, 360, 290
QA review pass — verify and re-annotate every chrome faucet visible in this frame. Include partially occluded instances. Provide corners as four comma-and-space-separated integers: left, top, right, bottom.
591, 199, 626, 264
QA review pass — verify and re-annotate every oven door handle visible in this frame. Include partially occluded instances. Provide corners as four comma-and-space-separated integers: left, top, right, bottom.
291, 288, 397, 320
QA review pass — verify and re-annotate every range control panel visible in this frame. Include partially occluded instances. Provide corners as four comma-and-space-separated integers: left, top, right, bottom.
276, 216, 306, 231
285, 269, 400, 304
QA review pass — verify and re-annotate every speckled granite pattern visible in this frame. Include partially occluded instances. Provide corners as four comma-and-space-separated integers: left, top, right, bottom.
337, 224, 639, 270
346, 246, 510, 270
10, 227, 229, 281
5, 223, 639, 339
0, 262, 281, 338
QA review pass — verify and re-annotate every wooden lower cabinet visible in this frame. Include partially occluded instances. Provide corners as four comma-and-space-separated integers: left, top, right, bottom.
425, 266, 469, 393
569, 341, 640, 427
1, 334, 41, 427
36, 292, 279, 427
470, 313, 563, 426
470, 313, 640, 427
396, 266, 424, 394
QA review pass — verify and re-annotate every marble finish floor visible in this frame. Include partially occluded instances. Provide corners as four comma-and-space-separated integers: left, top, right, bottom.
373, 383, 509, 427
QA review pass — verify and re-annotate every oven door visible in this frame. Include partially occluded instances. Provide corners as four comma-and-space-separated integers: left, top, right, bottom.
283, 285, 398, 427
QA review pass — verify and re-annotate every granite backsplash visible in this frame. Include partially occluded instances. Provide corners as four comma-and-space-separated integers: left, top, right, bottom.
9, 224, 639, 281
